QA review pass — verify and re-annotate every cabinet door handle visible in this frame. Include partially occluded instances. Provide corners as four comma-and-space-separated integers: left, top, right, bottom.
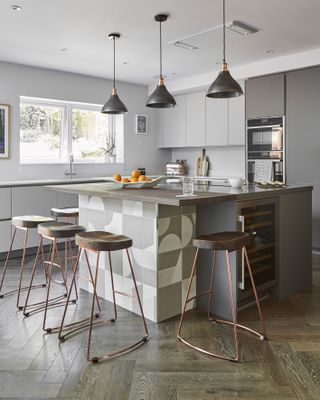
238, 215, 245, 290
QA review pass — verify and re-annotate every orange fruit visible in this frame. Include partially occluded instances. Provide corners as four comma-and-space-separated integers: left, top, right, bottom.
113, 174, 121, 181
138, 175, 147, 182
130, 177, 138, 182
121, 177, 130, 183
131, 169, 141, 179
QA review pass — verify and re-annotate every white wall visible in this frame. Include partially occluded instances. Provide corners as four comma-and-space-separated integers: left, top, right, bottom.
0, 61, 170, 181
172, 146, 245, 178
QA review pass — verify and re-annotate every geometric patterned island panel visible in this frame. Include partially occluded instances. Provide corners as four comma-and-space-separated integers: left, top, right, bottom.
78, 195, 196, 322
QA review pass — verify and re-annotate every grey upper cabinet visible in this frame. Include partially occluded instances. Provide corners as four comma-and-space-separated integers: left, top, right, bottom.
246, 73, 285, 118
163, 94, 186, 147
229, 81, 245, 145
205, 97, 228, 146
186, 91, 205, 147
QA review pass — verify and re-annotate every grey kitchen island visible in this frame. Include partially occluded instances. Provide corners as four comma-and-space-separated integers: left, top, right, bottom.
47, 182, 313, 323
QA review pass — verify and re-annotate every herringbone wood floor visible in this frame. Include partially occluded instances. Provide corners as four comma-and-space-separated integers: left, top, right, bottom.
0, 254, 319, 399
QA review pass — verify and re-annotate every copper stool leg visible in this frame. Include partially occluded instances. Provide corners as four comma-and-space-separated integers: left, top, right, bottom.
244, 247, 266, 338
23, 236, 72, 320
88, 248, 149, 362
178, 247, 265, 362
0, 227, 46, 309
108, 252, 117, 321
58, 249, 103, 340
207, 251, 216, 321
59, 245, 148, 363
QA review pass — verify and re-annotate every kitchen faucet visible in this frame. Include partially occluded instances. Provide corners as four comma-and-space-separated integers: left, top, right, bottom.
65, 154, 76, 178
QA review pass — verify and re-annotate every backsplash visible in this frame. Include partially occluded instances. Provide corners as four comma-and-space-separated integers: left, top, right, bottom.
172, 146, 245, 178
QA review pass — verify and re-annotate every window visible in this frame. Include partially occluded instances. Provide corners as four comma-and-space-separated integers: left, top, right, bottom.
20, 97, 124, 163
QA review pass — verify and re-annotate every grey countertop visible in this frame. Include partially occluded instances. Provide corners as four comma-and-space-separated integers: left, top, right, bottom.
0, 177, 108, 189
45, 182, 313, 206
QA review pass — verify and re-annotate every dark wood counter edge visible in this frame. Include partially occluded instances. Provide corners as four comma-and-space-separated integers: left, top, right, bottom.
45, 183, 313, 207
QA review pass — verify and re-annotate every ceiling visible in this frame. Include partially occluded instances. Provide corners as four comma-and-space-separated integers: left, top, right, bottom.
1, 0, 320, 85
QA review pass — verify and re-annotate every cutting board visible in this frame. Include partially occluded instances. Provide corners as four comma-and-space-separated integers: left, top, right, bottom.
196, 149, 209, 176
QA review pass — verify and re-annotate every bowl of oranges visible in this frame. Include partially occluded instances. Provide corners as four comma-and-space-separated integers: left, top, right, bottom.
111, 170, 165, 189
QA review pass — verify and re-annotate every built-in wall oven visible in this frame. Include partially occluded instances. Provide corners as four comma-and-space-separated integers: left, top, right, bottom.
246, 116, 285, 183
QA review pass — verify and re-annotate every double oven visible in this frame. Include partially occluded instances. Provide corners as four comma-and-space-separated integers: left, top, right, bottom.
246, 116, 285, 183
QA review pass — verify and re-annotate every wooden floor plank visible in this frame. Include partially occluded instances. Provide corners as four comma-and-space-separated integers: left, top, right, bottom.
0, 255, 319, 399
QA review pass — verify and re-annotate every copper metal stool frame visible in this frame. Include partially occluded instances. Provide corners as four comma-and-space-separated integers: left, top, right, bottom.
51, 207, 80, 268
58, 244, 149, 362
177, 246, 266, 362
0, 219, 53, 309
23, 224, 84, 332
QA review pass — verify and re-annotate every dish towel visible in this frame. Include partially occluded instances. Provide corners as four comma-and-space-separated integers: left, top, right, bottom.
254, 160, 274, 182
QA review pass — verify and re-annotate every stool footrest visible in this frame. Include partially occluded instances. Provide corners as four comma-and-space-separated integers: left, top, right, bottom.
59, 316, 114, 340
114, 290, 140, 303
186, 289, 212, 304
89, 335, 149, 363
212, 318, 265, 340
0, 283, 46, 298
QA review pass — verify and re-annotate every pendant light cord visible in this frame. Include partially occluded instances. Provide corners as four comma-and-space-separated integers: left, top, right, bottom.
113, 36, 116, 89
223, 0, 226, 62
160, 20, 163, 79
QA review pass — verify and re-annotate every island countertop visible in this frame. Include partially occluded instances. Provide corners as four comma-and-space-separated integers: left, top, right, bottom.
45, 182, 313, 206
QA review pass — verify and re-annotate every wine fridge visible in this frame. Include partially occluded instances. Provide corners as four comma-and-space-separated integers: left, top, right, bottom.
237, 198, 278, 304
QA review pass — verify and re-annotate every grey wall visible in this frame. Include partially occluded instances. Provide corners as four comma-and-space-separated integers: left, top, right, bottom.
286, 66, 320, 250
0, 61, 170, 181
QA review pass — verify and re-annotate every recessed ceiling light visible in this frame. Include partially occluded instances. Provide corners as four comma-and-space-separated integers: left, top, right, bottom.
266, 49, 274, 54
11, 5, 22, 11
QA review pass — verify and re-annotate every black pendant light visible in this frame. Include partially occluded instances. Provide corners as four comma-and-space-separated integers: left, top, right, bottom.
102, 33, 128, 114
146, 14, 176, 108
206, 0, 243, 98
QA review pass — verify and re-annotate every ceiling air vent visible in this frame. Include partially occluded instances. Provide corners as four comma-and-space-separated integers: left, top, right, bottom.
169, 21, 258, 50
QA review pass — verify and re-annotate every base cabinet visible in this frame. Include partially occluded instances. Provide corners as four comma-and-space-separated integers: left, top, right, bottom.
0, 220, 12, 253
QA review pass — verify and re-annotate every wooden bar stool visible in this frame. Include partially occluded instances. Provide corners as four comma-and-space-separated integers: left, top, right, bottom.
58, 231, 149, 363
23, 222, 85, 333
51, 207, 79, 263
0, 215, 54, 309
177, 231, 266, 362
50, 207, 79, 222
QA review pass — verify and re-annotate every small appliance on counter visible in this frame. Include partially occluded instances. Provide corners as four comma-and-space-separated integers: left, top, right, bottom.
165, 160, 186, 176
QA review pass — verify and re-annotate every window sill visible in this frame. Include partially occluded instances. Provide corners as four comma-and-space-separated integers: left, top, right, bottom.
20, 160, 124, 166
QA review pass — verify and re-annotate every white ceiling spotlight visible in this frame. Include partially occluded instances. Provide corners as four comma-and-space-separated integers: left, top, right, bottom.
11, 5, 22, 11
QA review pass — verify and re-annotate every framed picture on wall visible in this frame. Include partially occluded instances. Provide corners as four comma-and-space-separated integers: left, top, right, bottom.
135, 114, 148, 134
0, 104, 9, 159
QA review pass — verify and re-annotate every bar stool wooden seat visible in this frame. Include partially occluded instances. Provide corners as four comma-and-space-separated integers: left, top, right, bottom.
0, 215, 54, 309
59, 230, 149, 363
23, 222, 86, 333
50, 207, 79, 221
177, 231, 266, 362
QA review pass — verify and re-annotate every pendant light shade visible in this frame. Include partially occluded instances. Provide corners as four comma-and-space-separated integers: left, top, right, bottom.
206, 0, 243, 99
102, 33, 128, 114
146, 14, 176, 108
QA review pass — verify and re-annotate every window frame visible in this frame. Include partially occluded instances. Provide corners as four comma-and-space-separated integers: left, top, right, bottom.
20, 96, 123, 165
